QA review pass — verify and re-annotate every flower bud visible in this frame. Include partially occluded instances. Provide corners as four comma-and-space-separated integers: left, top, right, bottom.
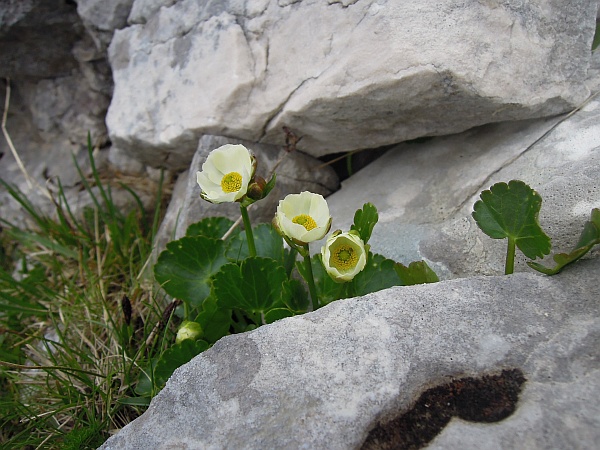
175, 320, 203, 344
246, 176, 267, 200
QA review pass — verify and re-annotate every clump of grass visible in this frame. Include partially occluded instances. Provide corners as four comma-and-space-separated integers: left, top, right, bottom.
0, 137, 174, 449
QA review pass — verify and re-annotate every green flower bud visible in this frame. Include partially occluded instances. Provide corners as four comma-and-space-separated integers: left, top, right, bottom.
246, 176, 267, 200
175, 320, 203, 344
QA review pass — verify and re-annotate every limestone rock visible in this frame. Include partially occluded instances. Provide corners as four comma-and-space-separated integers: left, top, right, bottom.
322, 87, 600, 278
107, 0, 597, 166
0, 1, 154, 228
77, 0, 135, 31
0, 0, 83, 78
76, 0, 135, 54
99, 258, 600, 449
128, 0, 176, 24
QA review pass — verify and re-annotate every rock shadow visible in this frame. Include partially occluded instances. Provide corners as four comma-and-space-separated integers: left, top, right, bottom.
361, 368, 526, 450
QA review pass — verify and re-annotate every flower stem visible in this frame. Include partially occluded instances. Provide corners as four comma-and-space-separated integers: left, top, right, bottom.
302, 248, 320, 311
240, 204, 257, 257
505, 237, 516, 275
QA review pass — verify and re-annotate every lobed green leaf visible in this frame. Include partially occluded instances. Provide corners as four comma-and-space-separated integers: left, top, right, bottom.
225, 223, 285, 263
472, 180, 551, 259
194, 294, 232, 344
351, 203, 379, 244
213, 257, 290, 316
186, 216, 236, 240
528, 208, 600, 275
348, 252, 403, 297
153, 339, 209, 387
394, 260, 440, 285
154, 236, 229, 307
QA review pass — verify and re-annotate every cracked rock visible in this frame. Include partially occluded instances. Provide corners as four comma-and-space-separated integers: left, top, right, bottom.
321, 77, 600, 278
107, 0, 597, 166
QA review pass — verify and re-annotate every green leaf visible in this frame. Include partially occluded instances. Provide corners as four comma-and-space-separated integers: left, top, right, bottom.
186, 217, 236, 239
348, 252, 402, 297
263, 173, 277, 199
593, 21, 600, 51
194, 294, 232, 344
528, 208, 600, 275
154, 236, 229, 307
394, 260, 439, 285
283, 278, 310, 313
472, 180, 551, 259
213, 257, 290, 315
117, 396, 152, 407
264, 308, 294, 324
225, 223, 285, 262
153, 339, 209, 387
135, 358, 158, 397
351, 203, 379, 244
297, 255, 347, 306
8, 229, 78, 259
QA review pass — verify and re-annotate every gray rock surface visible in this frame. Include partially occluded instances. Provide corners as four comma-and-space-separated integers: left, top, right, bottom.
107, 0, 597, 165
77, 0, 134, 31
128, 0, 175, 24
0, 0, 83, 78
100, 258, 600, 449
322, 87, 600, 278
0, 0, 152, 227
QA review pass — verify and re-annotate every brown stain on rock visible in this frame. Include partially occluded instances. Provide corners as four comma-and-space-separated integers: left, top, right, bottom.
362, 368, 526, 450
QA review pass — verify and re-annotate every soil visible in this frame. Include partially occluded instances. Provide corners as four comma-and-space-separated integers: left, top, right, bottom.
361, 368, 526, 450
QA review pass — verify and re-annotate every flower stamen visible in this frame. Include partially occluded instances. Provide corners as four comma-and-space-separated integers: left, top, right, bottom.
292, 214, 318, 231
332, 245, 358, 270
221, 172, 243, 193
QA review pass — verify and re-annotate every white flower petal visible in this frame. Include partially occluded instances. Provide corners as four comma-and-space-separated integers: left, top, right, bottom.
275, 192, 331, 244
202, 163, 224, 184
196, 144, 254, 203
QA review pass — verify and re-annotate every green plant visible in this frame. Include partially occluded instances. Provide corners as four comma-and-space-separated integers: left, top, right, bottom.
143, 144, 439, 399
528, 208, 600, 275
0, 136, 170, 448
473, 180, 599, 275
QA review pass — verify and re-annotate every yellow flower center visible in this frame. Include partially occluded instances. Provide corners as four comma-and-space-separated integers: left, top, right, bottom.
221, 172, 243, 193
331, 245, 358, 270
292, 214, 318, 231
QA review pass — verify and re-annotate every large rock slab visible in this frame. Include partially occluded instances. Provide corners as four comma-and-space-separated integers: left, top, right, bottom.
321, 86, 600, 278
107, 0, 597, 166
100, 257, 600, 449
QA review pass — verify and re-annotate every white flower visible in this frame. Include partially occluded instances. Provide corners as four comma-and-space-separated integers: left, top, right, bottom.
196, 144, 255, 203
321, 230, 367, 282
274, 192, 331, 244
175, 321, 203, 344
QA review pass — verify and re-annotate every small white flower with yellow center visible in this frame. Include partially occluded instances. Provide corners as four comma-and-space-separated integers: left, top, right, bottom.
274, 191, 332, 245
196, 144, 256, 203
321, 230, 367, 282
